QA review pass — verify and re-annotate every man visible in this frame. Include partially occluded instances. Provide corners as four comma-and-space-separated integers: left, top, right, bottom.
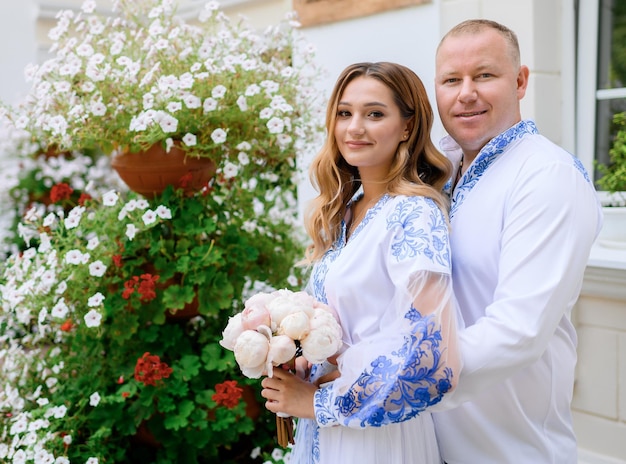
431, 19, 603, 463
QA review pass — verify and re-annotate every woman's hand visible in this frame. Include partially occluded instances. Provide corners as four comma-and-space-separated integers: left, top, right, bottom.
261, 367, 318, 419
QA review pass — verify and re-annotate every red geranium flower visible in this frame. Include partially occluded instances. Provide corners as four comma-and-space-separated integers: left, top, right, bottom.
134, 352, 173, 387
60, 319, 74, 332
78, 192, 92, 205
179, 172, 193, 188
212, 380, 243, 409
49, 182, 74, 203
137, 273, 159, 301
112, 254, 123, 268
122, 274, 160, 301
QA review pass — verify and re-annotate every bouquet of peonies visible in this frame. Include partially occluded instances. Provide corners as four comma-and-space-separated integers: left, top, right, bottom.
220, 288, 343, 446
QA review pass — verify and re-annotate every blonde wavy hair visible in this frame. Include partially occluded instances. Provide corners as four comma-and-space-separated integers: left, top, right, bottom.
304, 62, 452, 262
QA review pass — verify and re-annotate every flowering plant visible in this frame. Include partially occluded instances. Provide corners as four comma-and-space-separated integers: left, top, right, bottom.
0, 173, 309, 462
0, 0, 325, 461
6, 0, 322, 171
220, 289, 342, 447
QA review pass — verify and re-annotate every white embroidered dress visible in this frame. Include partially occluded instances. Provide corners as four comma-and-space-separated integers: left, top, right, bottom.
291, 193, 460, 464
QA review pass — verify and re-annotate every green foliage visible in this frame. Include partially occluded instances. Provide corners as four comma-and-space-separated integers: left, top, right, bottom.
597, 111, 626, 193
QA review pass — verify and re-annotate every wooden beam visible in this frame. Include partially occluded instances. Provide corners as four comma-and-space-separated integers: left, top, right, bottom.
292, 0, 431, 27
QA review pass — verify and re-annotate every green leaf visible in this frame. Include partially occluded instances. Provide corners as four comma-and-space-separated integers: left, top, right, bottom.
177, 354, 201, 379
163, 400, 195, 430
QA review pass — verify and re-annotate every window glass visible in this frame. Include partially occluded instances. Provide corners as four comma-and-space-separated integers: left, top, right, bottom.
595, 0, 626, 173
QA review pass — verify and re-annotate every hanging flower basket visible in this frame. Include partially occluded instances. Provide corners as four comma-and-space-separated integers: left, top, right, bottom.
111, 143, 216, 197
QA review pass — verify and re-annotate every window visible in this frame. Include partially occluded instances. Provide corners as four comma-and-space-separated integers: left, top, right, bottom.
594, 0, 626, 179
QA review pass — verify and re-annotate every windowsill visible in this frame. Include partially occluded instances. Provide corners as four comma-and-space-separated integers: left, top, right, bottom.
588, 240, 626, 270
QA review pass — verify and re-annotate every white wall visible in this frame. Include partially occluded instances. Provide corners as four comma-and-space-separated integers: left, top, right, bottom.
0, 0, 37, 105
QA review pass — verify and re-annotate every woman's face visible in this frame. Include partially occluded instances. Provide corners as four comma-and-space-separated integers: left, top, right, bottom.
334, 76, 408, 180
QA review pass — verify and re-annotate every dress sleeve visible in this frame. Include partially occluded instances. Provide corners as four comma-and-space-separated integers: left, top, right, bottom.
313, 197, 462, 428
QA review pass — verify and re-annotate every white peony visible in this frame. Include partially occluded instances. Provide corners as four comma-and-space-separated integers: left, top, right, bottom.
233, 330, 270, 379
219, 312, 244, 351
241, 304, 271, 331
265, 335, 297, 377
267, 293, 315, 329
278, 310, 310, 340
301, 324, 343, 364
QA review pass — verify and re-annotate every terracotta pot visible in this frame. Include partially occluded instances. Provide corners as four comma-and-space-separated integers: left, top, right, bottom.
111, 143, 216, 197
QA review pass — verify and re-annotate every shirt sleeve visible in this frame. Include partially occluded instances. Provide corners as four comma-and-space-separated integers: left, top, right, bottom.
313, 197, 462, 428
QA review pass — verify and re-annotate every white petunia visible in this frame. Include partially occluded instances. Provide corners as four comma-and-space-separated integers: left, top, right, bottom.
211, 84, 227, 98
210, 128, 227, 144
203, 97, 217, 113
87, 236, 100, 250
125, 223, 138, 240
88, 260, 107, 277
236, 95, 248, 111
157, 112, 178, 133
102, 190, 119, 206
259, 108, 273, 119
237, 151, 250, 165
183, 94, 201, 108
90, 100, 107, 116
182, 133, 197, 146
142, 210, 157, 225
65, 249, 87, 265
244, 84, 260, 96
155, 205, 172, 219
89, 392, 101, 407
51, 299, 69, 319
64, 215, 81, 230
222, 162, 238, 179
166, 101, 182, 113
88, 292, 105, 307
84, 309, 102, 328
266, 117, 285, 134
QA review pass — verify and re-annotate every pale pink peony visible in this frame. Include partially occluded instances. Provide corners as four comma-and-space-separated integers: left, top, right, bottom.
310, 307, 342, 334
278, 310, 310, 340
301, 324, 343, 364
219, 313, 244, 351
233, 330, 270, 379
244, 292, 277, 311
265, 335, 297, 377
267, 294, 315, 329
241, 304, 271, 331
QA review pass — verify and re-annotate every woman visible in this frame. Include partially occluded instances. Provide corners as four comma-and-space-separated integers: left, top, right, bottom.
261, 62, 461, 463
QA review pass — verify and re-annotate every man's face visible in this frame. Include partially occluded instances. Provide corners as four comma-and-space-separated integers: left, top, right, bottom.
435, 28, 528, 159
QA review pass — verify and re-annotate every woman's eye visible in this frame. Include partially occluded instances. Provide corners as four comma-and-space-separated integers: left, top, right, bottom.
368, 111, 384, 118
337, 110, 350, 117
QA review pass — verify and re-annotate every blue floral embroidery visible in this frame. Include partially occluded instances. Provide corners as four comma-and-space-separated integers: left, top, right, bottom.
387, 197, 450, 268
572, 156, 592, 184
450, 120, 538, 218
314, 306, 454, 428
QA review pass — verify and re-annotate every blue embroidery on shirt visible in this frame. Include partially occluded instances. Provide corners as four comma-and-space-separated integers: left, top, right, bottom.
572, 156, 592, 183
450, 120, 538, 218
